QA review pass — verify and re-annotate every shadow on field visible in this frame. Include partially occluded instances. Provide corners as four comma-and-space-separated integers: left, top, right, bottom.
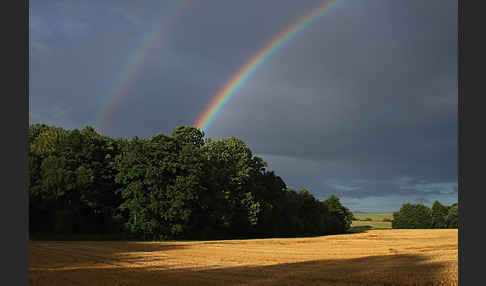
29, 241, 191, 271
30, 253, 455, 286
31, 240, 190, 253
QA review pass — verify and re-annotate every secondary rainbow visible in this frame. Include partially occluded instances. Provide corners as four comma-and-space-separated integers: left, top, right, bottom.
194, 0, 341, 132
95, 0, 189, 134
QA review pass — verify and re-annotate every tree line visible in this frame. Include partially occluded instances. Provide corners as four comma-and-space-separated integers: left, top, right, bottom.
392, 201, 458, 229
29, 124, 354, 240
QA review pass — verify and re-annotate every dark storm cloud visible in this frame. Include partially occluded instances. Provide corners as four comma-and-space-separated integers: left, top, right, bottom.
208, 0, 457, 199
30, 0, 457, 212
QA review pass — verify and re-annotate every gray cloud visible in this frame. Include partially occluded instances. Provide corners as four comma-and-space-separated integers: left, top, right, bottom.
30, 0, 457, 212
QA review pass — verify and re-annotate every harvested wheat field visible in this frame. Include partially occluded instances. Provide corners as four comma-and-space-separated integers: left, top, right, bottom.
29, 229, 457, 286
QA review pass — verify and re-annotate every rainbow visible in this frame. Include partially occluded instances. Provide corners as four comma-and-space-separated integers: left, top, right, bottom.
194, 0, 341, 132
95, 0, 189, 134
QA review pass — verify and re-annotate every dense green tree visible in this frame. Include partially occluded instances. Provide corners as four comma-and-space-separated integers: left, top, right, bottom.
431, 200, 449, 228
114, 130, 208, 240
200, 137, 261, 237
392, 203, 432, 229
296, 189, 321, 234
29, 125, 124, 235
172, 126, 205, 147
29, 124, 356, 240
247, 170, 287, 237
445, 203, 458, 228
392, 202, 457, 229
324, 195, 354, 233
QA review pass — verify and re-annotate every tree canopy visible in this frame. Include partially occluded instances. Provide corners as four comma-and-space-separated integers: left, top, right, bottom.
392, 201, 458, 229
29, 124, 355, 240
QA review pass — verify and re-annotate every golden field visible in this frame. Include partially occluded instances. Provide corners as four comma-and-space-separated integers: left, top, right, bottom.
29, 229, 457, 286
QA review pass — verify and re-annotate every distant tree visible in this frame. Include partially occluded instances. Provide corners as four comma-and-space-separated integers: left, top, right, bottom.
392, 203, 432, 229
445, 203, 458, 228
431, 200, 449, 228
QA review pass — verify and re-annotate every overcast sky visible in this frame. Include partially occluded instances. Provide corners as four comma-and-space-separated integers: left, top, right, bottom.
30, 0, 457, 213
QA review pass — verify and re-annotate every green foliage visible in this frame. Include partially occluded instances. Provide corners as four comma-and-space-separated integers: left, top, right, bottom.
323, 195, 354, 233
29, 124, 355, 240
445, 203, 458, 228
114, 131, 207, 240
198, 137, 261, 237
29, 124, 124, 235
171, 126, 205, 147
431, 200, 448, 228
392, 203, 432, 229
391, 201, 458, 229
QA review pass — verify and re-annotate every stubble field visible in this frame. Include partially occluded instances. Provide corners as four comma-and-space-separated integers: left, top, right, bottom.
30, 229, 457, 286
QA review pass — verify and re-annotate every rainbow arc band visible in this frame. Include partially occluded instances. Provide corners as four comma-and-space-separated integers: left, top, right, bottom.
194, 0, 340, 132
95, 1, 189, 134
